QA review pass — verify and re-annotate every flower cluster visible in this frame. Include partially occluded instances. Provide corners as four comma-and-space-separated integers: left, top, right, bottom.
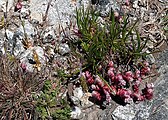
82, 61, 154, 105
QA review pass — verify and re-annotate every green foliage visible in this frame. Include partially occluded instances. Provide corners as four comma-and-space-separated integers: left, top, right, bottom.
35, 80, 71, 120
52, 100, 71, 120
74, 7, 151, 72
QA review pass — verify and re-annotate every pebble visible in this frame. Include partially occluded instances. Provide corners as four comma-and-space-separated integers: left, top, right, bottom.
58, 43, 70, 55
70, 106, 83, 119
73, 87, 84, 99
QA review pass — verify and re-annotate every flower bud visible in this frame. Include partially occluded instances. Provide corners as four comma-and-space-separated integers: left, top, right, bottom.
143, 61, 149, 67
95, 75, 104, 87
14, 2, 22, 12
115, 74, 123, 81
108, 61, 114, 68
132, 84, 139, 93
134, 70, 141, 79
92, 91, 101, 101
85, 71, 91, 79
21, 63, 26, 71
107, 68, 115, 77
118, 79, 126, 86
87, 77, 94, 85
125, 71, 133, 77
103, 89, 111, 103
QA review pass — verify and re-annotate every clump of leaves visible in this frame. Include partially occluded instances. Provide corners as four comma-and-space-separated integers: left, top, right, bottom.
73, 6, 151, 72
0, 54, 45, 119
34, 80, 71, 120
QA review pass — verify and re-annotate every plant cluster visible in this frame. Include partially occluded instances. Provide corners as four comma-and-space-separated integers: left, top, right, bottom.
82, 60, 154, 105
0, 54, 71, 120
72, 7, 150, 71
34, 80, 71, 120
0, 54, 44, 119
69, 6, 156, 106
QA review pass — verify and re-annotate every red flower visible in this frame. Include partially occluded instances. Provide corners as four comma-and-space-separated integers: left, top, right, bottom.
142, 83, 154, 100
95, 75, 104, 87
87, 77, 94, 85
92, 91, 101, 101
115, 74, 123, 81
107, 67, 115, 77
131, 93, 145, 103
141, 67, 150, 76
134, 69, 141, 79
143, 61, 149, 67
103, 89, 111, 103
91, 84, 101, 91
132, 84, 139, 93
118, 79, 126, 86
85, 71, 92, 79
117, 89, 132, 103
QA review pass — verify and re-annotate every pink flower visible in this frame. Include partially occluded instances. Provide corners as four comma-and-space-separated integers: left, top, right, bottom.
132, 84, 139, 93
87, 77, 94, 85
98, 65, 102, 71
92, 91, 101, 101
14, 2, 22, 12
115, 74, 123, 81
85, 71, 92, 79
103, 89, 111, 103
20, 63, 26, 71
133, 79, 141, 86
146, 83, 154, 89
91, 84, 101, 91
95, 75, 104, 87
134, 70, 141, 79
108, 61, 114, 68
125, 71, 133, 77
103, 85, 110, 92
73, 28, 82, 38
81, 72, 86, 79
114, 11, 119, 18
118, 79, 126, 86
141, 67, 150, 76
110, 86, 117, 95
143, 61, 149, 67
123, 75, 133, 82
117, 89, 132, 103
125, 0, 130, 6
142, 83, 154, 100
123, 71, 134, 82
107, 67, 115, 77
131, 93, 145, 103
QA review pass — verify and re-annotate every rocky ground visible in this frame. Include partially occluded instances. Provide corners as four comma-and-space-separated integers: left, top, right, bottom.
0, 0, 167, 120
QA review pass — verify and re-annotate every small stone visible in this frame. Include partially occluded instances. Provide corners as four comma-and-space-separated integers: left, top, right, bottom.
133, 1, 139, 9
70, 96, 81, 106
73, 87, 84, 99
70, 106, 83, 119
58, 43, 70, 55
30, 12, 43, 23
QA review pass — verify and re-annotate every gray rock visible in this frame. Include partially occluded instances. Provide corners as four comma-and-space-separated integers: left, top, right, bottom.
0, 0, 14, 12
70, 96, 81, 106
111, 49, 168, 120
58, 43, 70, 55
20, 46, 46, 72
71, 106, 83, 119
